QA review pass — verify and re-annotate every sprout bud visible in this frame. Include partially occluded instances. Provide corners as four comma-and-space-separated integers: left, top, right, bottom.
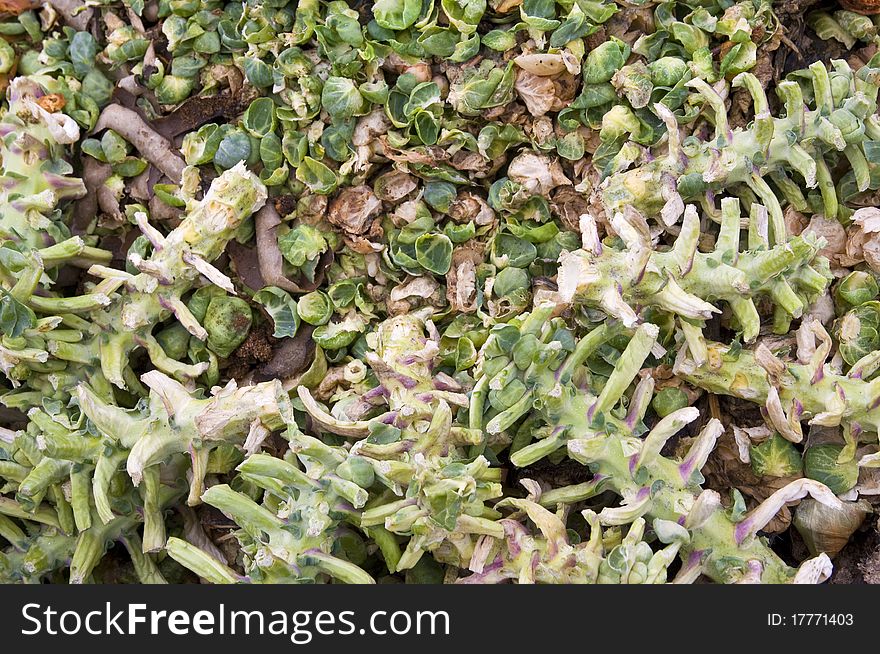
204, 296, 253, 358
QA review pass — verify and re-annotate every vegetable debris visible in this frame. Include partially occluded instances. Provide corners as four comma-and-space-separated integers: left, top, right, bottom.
1, 0, 879, 585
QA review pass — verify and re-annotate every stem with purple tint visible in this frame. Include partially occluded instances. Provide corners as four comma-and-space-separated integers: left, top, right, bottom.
679, 339, 880, 436
601, 61, 880, 229
479, 308, 803, 583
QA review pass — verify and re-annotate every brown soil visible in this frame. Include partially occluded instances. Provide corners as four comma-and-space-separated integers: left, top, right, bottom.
223, 326, 275, 379
830, 520, 880, 584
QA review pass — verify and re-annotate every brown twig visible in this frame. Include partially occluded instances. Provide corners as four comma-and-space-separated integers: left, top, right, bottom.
72, 157, 114, 234
255, 203, 318, 294
46, 0, 92, 30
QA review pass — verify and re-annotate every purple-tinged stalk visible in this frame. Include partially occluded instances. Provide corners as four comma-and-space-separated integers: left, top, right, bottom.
601, 61, 880, 233
75, 370, 291, 552
82, 162, 267, 389
359, 454, 504, 572
296, 311, 502, 571
458, 500, 687, 584
675, 328, 880, 450
0, 484, 178, 583
473, 305, 835, 583
167, 431, 376, 584
558, 199, 831, 341
1, 163, 266, 404
298, 310, 479, 456
0, 77, 86, 251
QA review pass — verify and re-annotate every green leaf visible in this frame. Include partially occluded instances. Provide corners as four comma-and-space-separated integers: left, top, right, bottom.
295, 156, 338, 195
444, 221, 476, 244
750, 435, 804, 478
669, 22, 708, 55
367, 422, 402, 444
260, 132, 284, 170
450, 32, 481, 62
328, 279, 359, 309
418, 27, 459, 57
111, 156, 149, 178
556, 131, 585, 160
313, 314, 367, 349
154, 184, 186, 208
483, 29, 516, 51
214, 130, 252, 169
442, 0, 486, 34
804, 444, 859, 494
81, 138, 107, 162
242, 97, 277, 138
415, 233, 453, 275
651, 387, 689, 418
154, 75, 195, 104
282, 130, 308, 167
448, 61, 515, 115
241, 56, 273, 87
493, 266, 530, 297
182, 123, 225, 166
193, 31, 220, 54
298, 291, 333, 326
413, 111, 440, 145
719, 41, 757, 77
325, 3, 364, 45
321, 121, 355, 162
254, 287, 300, 338
405, 82, 441, 118
423, 181, 457, 213
578, 0, 617, 24
455, 336, 477, 371
477, 123, 526, 160
583, 38, 630, 84
431, 492, 463, 531
204, 296, 252, 358
373, 0, 422, 31
101, 130, 129, 164
729, 489, 747, 522
359, 79, 389, 104
492, 234, 537, 269
0, 288, 36, 338
550, 13, 595, 48
321, 76, 368, 120
69, 31, 98, 77
398, 211, 435, 245
278, 224, 328, 271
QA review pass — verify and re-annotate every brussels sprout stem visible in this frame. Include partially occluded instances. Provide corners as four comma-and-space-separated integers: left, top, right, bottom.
559, 199, 830, 341
475, 312, 816, 583
602, 62, 880, 224
677, 337, 880, 436
165, 537, 242, 584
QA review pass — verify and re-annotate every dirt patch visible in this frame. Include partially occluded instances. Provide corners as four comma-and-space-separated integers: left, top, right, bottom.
514, 455, 596, 491
223, 326, 275, 379
830, 519, 880, 584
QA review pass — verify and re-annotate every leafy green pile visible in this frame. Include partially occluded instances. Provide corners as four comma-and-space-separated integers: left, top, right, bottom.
0, 0, 878, 584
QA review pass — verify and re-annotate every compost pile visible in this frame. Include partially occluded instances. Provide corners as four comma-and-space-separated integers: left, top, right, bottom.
2, 0, 880, 584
